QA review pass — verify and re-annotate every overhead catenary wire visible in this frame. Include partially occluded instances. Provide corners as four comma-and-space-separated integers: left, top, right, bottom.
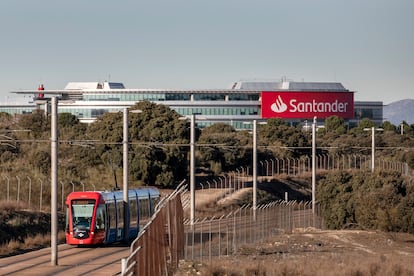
1, 138, 414, 151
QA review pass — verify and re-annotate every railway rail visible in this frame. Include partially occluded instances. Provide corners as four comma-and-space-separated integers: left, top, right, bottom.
0, 244, 129, 275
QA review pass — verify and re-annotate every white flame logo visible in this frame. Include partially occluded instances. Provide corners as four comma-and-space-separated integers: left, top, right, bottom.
271, 95, 288, 113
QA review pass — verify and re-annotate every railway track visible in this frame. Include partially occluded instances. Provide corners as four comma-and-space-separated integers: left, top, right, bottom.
0, 243, 129, 275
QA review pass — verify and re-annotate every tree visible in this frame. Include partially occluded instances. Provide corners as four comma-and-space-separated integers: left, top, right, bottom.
86, 101, 189, 187
381, 121, 396, 132
58, 113, 80, 128
259, 118, 310, 158
197, 123, 250, 173
351, 118, 375, 134
324, 116, 347, 135
17, 110, 50, 139
318, 170, 414, 233
0, 112, 14, 129
409, 124, 414, 135
29, 150, 51, 174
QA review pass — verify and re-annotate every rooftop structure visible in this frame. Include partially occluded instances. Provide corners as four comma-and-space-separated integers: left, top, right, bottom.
64, 82, 125, 90
232, 80, 347, 91
6, 80, 382, 128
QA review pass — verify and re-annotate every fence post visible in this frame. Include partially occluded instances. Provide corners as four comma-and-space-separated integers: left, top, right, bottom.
3, 176, 10, 201
16, 176, 20, 202
26, 176, 31, 209
121, 258, 126, 275
38, 179, 43, 212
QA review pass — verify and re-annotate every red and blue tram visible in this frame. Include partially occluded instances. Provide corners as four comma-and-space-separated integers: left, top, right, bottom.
65, 187, 160, 245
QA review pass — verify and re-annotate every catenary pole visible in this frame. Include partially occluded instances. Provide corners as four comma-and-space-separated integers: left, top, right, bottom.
371, 127, 375, 172
253, 119, 257, 221
190, 114, 195, 226
312, 116, 316, 226
364, 127, 383, 173
123, 108, 129, 241
51, 97, 58, 265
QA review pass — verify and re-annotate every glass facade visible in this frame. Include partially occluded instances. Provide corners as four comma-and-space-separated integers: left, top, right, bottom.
193, 93, 226, 101
228, 94, 260, 101
84, 93, 166, 101
4, 88, 383, 129
83, 91, 260, 102
351, 101, 383, 127
172, 107, 259, 116
165, 93, 190, 101
0, 106, 35, 115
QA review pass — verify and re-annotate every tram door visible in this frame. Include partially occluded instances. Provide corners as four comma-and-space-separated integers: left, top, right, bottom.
95, 204, 106, 240
106, 199, 117, 243
105, 204, 111, 242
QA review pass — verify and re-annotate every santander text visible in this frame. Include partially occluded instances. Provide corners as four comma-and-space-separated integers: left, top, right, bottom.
289, 99, 348, 113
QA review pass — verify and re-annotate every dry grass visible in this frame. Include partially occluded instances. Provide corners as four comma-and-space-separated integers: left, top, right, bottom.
0, 200, 66, 257
176, 230, 414, 276
0, 200, 27, 212
181, 253, 414, 276
0, 231, 66, 257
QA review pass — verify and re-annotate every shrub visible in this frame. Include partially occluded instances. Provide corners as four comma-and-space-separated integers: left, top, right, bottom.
318, 171, 414, 233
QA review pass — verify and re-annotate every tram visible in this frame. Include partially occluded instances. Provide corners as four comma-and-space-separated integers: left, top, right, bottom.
65, 187, 160, 245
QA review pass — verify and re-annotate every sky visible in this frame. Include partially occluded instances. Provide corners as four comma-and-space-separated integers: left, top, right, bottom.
0, 0, 413, 105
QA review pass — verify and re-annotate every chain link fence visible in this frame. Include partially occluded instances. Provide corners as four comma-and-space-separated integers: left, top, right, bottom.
196, 155, 411, 192
183, 200, 322, 261
0, 155, 410, 212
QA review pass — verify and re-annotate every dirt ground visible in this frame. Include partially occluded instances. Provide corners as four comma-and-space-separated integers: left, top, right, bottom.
175, 228, 414, 275
173, 184, 414, 275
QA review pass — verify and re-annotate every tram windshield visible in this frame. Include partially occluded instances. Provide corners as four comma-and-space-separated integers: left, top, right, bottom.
71, 199, 96, 230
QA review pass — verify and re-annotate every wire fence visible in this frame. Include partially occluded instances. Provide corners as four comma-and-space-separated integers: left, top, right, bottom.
183, 200, 322, 261
119, 153, 411, 274
0, 154, 410, 212
196, 155, 411, 192
121, 189, 321, 274
0, 176, 94, 212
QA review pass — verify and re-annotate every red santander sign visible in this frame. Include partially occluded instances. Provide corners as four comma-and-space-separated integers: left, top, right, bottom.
261, 91, 354, 119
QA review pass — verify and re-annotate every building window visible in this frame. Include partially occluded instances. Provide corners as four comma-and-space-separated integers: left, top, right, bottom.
194, 94, 225, 101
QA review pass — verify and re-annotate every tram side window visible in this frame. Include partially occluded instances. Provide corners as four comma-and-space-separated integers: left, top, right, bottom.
108, 202, 116, 229
95, 204, 105, 231
117, 201, 124, 229
151, 197, 159, 214
130, 198, 138, 227
139, 198, 149, 220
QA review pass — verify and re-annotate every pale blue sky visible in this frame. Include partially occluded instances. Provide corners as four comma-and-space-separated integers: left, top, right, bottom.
1, 0, 413, 104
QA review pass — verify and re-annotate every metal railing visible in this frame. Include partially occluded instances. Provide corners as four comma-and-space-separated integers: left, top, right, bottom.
121, 181, 186, 276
